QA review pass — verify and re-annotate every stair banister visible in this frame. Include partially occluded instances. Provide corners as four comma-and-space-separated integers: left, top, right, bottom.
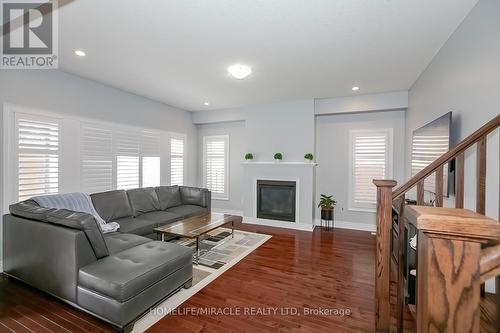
405, 206, 500, 333
392, 114, 500, 200
373, 114, 500, 332
373, 179, 397, 331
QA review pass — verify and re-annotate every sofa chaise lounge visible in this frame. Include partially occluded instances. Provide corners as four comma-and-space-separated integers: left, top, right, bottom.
2, 185, 211, 332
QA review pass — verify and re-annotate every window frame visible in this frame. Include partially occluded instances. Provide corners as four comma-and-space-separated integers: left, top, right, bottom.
202, 134, 229, 200
348, 128, 393, 213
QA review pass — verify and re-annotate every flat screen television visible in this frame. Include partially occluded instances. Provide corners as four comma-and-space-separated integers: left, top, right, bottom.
411, 112, 454, 198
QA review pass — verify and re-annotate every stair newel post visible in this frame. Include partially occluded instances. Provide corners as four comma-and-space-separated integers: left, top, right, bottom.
373, 179, 397, 332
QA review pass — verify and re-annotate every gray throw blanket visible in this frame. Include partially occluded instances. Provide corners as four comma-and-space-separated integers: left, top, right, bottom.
32, 193, 119, 233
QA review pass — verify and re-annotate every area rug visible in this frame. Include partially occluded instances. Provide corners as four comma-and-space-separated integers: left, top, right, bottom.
132, 228, 271, 332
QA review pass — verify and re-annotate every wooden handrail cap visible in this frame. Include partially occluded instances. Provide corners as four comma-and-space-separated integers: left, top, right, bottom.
373, 179, 397, 187
405, 206, 500, 242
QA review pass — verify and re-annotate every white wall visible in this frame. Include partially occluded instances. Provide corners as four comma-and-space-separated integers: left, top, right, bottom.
197, 121, 246, 212
407, 0, 499, 291
242, 99, 315, 162
315, 91, 408, 115
0, 70, 198, 270
315, 110, 406, 230
196, 99, 316, 212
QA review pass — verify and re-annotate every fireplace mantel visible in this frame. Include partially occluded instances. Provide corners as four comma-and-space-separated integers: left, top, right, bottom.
241, 161, 318, 166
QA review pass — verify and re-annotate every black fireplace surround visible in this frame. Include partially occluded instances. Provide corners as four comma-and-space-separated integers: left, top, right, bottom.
256, 180, 296, 222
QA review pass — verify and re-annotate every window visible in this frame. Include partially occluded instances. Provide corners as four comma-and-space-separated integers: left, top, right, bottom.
349, 129, 393, 211
4, 107, 182, 208
203, 135, 229, 200
117, 156, 139, 189
170, 137, 184, 186
16, 114, 60, 201
81, 125, 162, 191
141, 130, 161, 187
116, 128, 140, 190
142, 157, 160, 187
81, 123, 113, 193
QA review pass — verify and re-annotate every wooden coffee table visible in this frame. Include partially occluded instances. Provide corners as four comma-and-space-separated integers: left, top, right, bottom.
154, 213, 242, 264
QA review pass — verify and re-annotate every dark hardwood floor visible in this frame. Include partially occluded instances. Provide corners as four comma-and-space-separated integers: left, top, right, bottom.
148, 223, 379, 333
0, 222, 494, 332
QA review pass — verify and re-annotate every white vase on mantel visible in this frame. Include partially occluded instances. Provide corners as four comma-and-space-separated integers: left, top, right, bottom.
274, 159, 281, 163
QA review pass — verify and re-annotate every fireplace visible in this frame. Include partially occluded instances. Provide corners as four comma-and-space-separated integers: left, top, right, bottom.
256, 180, 296, 222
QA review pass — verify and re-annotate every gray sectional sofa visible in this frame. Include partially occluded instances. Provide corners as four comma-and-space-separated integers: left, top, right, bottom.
2, 185, 211, 332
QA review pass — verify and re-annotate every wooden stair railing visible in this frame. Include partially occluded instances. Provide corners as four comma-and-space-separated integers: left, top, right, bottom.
405, 206, 500, 332
373, 114, 500, 332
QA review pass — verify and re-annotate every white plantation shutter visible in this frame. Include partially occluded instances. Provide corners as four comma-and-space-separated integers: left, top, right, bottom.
142, 157, 160, 187
16, 114, 60, 201
411, 134, 449, 193
203, 135, 229, 199
170, 137, 184, 186
140, 130, 160, 156
141, 130, 161, 187
81, 123, 113, 193
350, 129, 392, 210
116, 128, 140, 190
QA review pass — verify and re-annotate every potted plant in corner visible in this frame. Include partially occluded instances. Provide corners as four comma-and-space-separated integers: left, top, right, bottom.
304, 153, 314, 163
274, 152, 283, 162
245, 153, 254, 162
318, 194, 336, 220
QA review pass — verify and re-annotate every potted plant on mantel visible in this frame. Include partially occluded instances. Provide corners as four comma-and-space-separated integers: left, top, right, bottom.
304, 153, 314, 163
245, 153, 254, 162
318, 194, 336, 220
274, 152, 283, 162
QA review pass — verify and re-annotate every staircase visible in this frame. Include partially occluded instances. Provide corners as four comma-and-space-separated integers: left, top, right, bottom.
373, 115, 500, 332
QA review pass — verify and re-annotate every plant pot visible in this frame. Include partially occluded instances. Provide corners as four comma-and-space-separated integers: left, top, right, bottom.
274, 159, 281, 163
305, 159, 313, 163
321, 208, 334, 220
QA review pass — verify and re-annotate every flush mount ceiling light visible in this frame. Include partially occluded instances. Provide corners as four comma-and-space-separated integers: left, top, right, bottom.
228, 64, 252, 80
74, 49, 86, 57
204, 101, 210, 106
352, 86, 360, 91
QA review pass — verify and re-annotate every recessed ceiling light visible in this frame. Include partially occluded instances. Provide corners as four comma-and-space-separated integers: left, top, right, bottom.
352, 86, 360, 91
204, 102, 210, 106
74, 49, 86, 57
228, 64, 252, 80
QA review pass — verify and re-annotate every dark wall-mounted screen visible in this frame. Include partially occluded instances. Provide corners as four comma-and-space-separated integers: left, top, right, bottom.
411, 112, 453, 198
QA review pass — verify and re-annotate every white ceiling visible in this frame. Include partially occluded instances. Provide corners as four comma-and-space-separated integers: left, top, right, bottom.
58, 0, 478, 111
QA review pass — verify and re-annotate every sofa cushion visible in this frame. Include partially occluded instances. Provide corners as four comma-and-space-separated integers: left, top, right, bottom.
115, 211, 181, 236
127, 187, 161, 217
139, 211, 182, 223
166, 205, 208, 219
78, 241, 193, 302
115, 217, 160, 236
155, 186, 182, 210
45, 209, 109, 259
104, 233, 151, 255
91, 190, 133, 222
180, 186, 208, 207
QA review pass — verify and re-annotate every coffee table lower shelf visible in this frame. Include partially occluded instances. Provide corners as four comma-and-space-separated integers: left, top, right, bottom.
154, 213, 239, 265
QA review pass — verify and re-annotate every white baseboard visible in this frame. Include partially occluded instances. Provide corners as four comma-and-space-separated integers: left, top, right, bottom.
315, 219, 376, 232
212, 208, 244, 216
243, 216, 314, 232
